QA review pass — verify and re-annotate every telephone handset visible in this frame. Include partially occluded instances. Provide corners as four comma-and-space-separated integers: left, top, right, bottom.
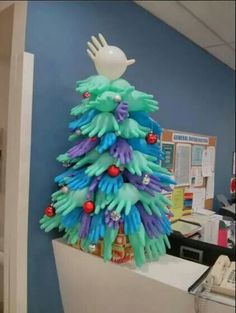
194, 255, 235, 313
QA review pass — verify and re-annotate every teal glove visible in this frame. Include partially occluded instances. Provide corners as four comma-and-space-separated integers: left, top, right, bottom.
40, 215, 61, 232
119, 118, 149, 139
145, 235, 161, 261
63, 224, 81, 245
71, 100, 91, 116
73, 149, 100, 169
125, 151, 160, 176
139, 192, 171, 216
107, 183, 139, 215
94, 190, 113, 214
110, 78, 134, 93
81, 112, 119, 137
68, 133, 81, 142
76, 75, 110, 94
80, 237, 90, 252
126, 90, 159, 112
128, 224, 146, 267
54, 188, 88, 215
103, 227, 119, 262
56, 153, 79, 165
85, 152, 115, 176
85, 91, 119, 112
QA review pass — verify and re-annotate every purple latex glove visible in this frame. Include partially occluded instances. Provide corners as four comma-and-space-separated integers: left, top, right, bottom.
79, 213, 91, 238
115, 101, 129, 122
137, 202, 162, 238
124, 170, 162, 195
68, 138, 99, 158
86, 175, 102, 199
109, 139, 133, 164
104, 210, 123, 229
159, 184, 173, 193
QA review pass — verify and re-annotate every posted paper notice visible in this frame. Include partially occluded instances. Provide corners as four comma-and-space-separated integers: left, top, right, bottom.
175, 143, 191, 186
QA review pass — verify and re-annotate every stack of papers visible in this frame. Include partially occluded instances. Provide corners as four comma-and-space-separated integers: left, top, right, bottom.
171, 220, 202, 238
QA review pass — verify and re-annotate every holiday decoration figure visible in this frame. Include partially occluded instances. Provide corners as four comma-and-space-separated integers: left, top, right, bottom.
40, 34, 175, 267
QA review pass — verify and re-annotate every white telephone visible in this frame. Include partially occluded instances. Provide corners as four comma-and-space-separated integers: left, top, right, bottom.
195, 255, 235, 313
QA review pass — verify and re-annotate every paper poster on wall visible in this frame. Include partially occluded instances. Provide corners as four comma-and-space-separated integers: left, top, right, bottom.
192, 145, 204, 166
172, 133, 209, 145
170, 187, 184, 221
207, 146, 215, 172
175, 143, 191, 186
191, 187, 206, 212
202, 149, 212, 177
191, 167, 204, 187
161, 143, 174, 170
206, 174, 215, 199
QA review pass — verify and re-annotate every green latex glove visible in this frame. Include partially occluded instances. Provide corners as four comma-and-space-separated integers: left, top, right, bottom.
40, 215, 61, 232
125, 151, 159, 176
85, 152, 115, 176
107, 183, 139, 215
81, 112, 119, 137
80, 237, 90, 252
145, 235, 161, 261
94, 190, 113, 214
103, 227, 119, 262
73, 149, 100, 169
75, 75, 110, 94
125, 90, 159, 112
54, 188, 88, 215
68, 133, 81, 142
51, 190, 67, 202
85, 91, 119, 112
139, 192, 171, 216
63, 224, 80, 245
128, 224, 146, 267
71, 100, 91, 116
119, 118, 149, 139
110, 78, 134, 93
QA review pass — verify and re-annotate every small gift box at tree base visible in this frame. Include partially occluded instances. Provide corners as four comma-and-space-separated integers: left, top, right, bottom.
73, 225, 134, 264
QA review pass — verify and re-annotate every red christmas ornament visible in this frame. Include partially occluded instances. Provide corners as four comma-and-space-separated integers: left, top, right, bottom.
44, 205, 55, 217
107, 165, 120, 177
146, 132, 158, 144
83, 201, 95, 214
82, 91, 91, 99
90, 137, 97, 142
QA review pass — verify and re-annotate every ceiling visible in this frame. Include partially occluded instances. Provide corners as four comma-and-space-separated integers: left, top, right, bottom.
135, 1, 235, 69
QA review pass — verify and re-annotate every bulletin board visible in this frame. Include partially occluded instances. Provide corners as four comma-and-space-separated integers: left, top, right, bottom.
161, 129, 217, 217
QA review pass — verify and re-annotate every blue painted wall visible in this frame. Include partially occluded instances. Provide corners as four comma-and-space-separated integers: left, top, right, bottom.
26, 1, 235, 312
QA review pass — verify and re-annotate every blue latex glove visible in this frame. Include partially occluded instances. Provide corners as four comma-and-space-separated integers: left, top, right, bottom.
88, 212, 106, 244
123, 205, 141, 235
128, 138, 164, 159
98, 174, 123, 194
61, 208, 83, 228
65, 168, 92, 190
97, 132, 117, 153
68, 109, 98, 131
54, 168, 77, 185
153, 172, 176, 185
129, 111, 162, 136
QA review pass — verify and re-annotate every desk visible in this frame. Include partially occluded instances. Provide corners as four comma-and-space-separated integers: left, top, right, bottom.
53, 239, 234, 313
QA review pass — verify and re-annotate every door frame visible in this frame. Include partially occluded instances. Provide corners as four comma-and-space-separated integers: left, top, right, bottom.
0, 2, 32, 313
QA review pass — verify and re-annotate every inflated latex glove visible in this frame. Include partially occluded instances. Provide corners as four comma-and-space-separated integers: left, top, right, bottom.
54, 168, 76, 185
68, 137, 99, 158
124, 170, 162, 196
115, 101, 129, 122
68, 133, 81, 142
119, 118, 149, 139
103, 227, 119, 262
110, 139, 133, 164
128, 224, 146, 267
110, 78, 134, 93
79, 213, 91, 238
73, 149, 100, 169
107, 183, 139, 215
65, 169, 92, 190
123, 205, 141, 235
129, 111, 162, 136
159, 214, 172, 236
98, 174, 123, 194
125, 150, 160, 176
75, 75, 110, 94
146, 235, 170, 259
85, 91, 119, 112
97, 132, 117, 153
153, 172, 176, 185
137, 202, 161, 238
40, 215, 61, 232
63, 224, 80, 245
61, 208, 83, 228
81, 112, 119, 137
94, 190, 113, 214
125, 90, 159, 112
80, 237, 90, 252
69, 109, 98, 131
128, 138, 163, 159
54, 188, 88, 216
88, 212, 105, 244
56, 153, 79, 165
85, 152, 116, 176
139, 192, 172, 216
105, 210, 123, 229
71, 100, 91, 116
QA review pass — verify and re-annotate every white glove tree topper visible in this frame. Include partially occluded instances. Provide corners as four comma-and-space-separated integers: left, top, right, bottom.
87, 33, 135, 80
